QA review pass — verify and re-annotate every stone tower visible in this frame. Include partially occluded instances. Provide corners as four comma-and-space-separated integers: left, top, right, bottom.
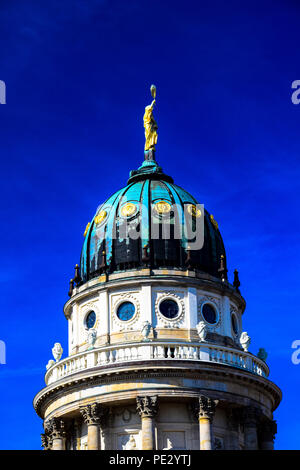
34, 103, 281, 451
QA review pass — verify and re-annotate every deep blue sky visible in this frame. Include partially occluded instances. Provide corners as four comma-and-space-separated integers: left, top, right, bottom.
0, 0, 299, 450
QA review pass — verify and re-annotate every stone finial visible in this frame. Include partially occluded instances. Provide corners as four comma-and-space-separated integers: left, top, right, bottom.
218, 254, 228, 282
196, 321, 207, 342
73, 264, 81, 284
257, 348, 268, 362
46, 359, 55, 370
68, 278, 74, 297
142, 244, 150, 263
136, 396, 158, 418
141, 320, 152, 342
79, 403, 106, 425
233, 269, 241, 290
52, 343, 63, 362
100, 250, 106, 270
240, 332, 251, 352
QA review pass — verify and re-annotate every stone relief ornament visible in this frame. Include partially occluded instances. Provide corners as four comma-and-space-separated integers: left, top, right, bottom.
196, 321, 207, 342
141, 321, 152, 341
240, 332, 251, 352
46, 359, 55, 370
52, 342, 63, 362
155, 292, 185, 328
86, 328, 97, 349
257, 348, 268, 362
198, 295, 221, 331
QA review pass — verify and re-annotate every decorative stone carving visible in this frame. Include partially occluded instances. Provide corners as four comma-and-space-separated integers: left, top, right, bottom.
155, 292, 185, 328
136, 396, 159, 418
141, 321, 152, 341
41, 433, 51, 450
192, 395, 218, 421
259, 419, 277, 443
45, 417, 66, 439
196, 321, 207, 342
198, 295, 221, 330
52, 343, 63, 362
112, 293, 140, 330
86, 328, 97, 349
126, 434, 137, 450
257, 348, 268, 362
79, 403, 107, 425
240, 332, 251, 352
46, 359, 55, 370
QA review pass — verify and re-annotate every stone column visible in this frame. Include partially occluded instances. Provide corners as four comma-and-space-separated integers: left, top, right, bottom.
243, 406, 260, 450
80, 403, 107, 450
193, 395, 218, 450
259, 419, 277, 450
136, 396, 158, 450
45, 418, 66, 450
226, 408, 241, 450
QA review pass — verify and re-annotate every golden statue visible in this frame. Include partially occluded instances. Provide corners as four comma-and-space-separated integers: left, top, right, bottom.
144, 84, 158, 151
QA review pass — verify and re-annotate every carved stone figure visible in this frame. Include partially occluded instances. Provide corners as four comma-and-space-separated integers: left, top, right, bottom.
141, 320, 152, 342
126, 434, 137, 450
196, 321, 207, 342
52, 342, 63, 362
46, 359, 55, 370
240, 332, 251, 352
86, 328, 97, 349
257, 348, 268, 362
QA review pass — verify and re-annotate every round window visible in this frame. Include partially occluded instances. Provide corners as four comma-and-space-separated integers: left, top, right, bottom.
231, 314, 238, 335
159, 299, 179, 319
117, 302, 135, 321
85, 311, 96, 329
202, 303, 217, 324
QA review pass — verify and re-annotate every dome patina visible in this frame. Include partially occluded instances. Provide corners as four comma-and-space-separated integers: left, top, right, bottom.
80, 159, 226, 283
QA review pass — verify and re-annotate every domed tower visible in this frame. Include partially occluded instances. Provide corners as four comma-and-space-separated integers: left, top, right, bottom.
34, 87, 281, 451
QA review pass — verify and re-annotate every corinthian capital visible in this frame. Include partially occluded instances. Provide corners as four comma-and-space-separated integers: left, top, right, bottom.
136, 396, 158, 418
41, 433, 51, 450
259, 419, 277, 442
193, 395, 218, 421
45, 417, 66, 440
79, 403, 106, 425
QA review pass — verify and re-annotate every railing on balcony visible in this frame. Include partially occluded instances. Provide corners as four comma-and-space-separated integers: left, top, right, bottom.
45, 341, 269, 386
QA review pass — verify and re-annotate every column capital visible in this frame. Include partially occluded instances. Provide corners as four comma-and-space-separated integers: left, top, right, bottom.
259, 418, 277, 443
41, 433, 51, 451
45, 417, 66, 440
136, 395, 158, 418
79, 403, 107, 426
193, 395, 218, 421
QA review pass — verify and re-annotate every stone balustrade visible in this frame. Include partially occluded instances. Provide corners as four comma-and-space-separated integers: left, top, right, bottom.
45, 341, 269, 385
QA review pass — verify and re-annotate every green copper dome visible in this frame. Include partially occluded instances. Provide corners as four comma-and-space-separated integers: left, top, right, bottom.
80, 159, 226, 283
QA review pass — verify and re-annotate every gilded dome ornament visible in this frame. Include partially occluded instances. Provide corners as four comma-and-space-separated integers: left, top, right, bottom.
187, 204, 202, 218
95, 210, 107, 225
120, 202, 137, 218
154, 200, 172, 215
83, 222, 90, 237
210, 214, 219, 230
144, 84, 158, 152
